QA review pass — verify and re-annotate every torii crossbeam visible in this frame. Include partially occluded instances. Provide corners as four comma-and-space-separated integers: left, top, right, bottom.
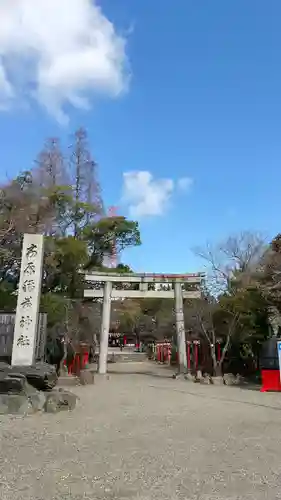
84, 272, 204, 375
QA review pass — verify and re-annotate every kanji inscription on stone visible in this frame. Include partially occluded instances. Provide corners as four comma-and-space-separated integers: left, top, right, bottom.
22, 279, 35, 293
24, 261, 36, 275
16, 334, 31, 347
19, 316, 33, 329
12, 234, 44, 366
20, 296, 33, 309
26, 243, 38, 259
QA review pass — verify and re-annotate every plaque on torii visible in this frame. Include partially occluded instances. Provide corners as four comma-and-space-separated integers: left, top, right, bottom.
84, 272, 204, 375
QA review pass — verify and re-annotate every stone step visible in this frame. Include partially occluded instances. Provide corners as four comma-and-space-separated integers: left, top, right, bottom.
57, 375, 80, 387
108, 352, 147, 363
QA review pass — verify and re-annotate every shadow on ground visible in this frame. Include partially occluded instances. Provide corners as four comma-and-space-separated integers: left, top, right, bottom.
107, 368, 174, 379
107, 365, 263, 389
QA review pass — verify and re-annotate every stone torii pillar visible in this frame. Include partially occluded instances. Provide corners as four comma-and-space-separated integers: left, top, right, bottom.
174, 281, 188, 374
98, 281, 112, 375
84, 272, 203, 375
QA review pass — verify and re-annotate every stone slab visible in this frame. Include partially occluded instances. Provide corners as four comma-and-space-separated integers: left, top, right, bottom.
44, 388, 78, 413
211, 376, 225, 385
11, 362, 58, 391
0, 394, 33, 415
79, 369, 95, 385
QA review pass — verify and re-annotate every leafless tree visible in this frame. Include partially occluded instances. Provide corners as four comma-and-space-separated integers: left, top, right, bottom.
190, 231, 266, 376
69, 128, 103, 237
256, 234, 281, 327
0, 219, 14, 246
194, 231, 266, 296
34, 138, 68, 188
185, 298, 240, 377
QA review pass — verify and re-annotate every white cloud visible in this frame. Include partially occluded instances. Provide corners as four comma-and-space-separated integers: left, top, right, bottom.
122, 171, 174, 217
0, 0, 128, 122
122, 170, 193, 218
177, 177, 193, 191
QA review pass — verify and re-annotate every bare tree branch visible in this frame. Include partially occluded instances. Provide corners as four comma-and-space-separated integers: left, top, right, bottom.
193, 231, 266, 296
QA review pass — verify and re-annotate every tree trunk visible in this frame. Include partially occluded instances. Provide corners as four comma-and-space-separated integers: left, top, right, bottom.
214, 363, 222, 377
211, 346, 218, 376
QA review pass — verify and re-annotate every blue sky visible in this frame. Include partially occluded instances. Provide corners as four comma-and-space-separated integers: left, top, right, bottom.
0, 0, 280, 274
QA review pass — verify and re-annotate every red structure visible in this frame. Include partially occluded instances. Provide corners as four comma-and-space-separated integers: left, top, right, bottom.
64, 343, 89, 375
155, 340, 222, 373
260, 370, 281, 392
260, 338, 281, 392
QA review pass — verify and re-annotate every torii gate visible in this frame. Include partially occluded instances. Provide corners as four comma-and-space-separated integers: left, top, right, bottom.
84, 272, 204, 375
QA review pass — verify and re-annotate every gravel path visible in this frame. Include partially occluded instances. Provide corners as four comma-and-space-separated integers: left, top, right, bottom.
1, 362, 281, 500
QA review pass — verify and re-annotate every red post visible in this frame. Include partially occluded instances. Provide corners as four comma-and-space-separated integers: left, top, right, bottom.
83, 352, 89, 368
76, 353, 80, 373
187, 342, 191, 371
168, 343, 171, 364
217, 343, 221, 362
157, 344, 161, 362
163, 344, 167, 362
194, 342, 199, 369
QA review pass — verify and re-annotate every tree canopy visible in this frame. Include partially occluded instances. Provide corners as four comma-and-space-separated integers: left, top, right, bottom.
0, 127, 141, 341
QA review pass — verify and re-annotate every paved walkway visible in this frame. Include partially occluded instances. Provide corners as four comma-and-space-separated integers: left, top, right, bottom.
1, 362, 281, 500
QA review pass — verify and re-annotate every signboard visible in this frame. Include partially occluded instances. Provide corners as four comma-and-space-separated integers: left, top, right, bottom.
35, 313, 48, 361
278, 341, 281, 382
11, 234, 44, 366
0, 313, 47, 361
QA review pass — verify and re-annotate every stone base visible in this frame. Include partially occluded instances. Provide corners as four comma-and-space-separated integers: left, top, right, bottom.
0, 372, 26, 394
10, 362, 58, 391
79, 369, 95, 385
223, 373, 243, 386
0, 387, 78, 415
200, 374, 212, 385
194, 370, 203, 383
0, 394, 33, 415
44, 389, 78, 413
172, 372, 194, 381
211, 376, 225, 385
0, 362, 12, 373
0, 379, 45, 415
0, 367, 78, 415
57, 375, 81, 387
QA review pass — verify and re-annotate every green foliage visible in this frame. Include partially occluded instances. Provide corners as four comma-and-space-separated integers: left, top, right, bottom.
0, 127, 142, 340
41, 294, 67, 328
115, 263, 134, 273
0, 283, 17, 311
219, 286, 268, 343
44, 236, 88, 298
84, 216, 141, 268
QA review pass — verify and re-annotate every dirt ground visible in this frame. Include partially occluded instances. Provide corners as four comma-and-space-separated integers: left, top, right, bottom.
0, 361, 281, 500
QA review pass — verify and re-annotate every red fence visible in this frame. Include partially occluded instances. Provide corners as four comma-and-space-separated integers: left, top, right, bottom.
65, 351, 89, 375
155, 341, 222, 370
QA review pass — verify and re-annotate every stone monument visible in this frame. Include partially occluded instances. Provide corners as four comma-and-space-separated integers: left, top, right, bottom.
12, 234, 44, 366
0, 234, 78, 414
